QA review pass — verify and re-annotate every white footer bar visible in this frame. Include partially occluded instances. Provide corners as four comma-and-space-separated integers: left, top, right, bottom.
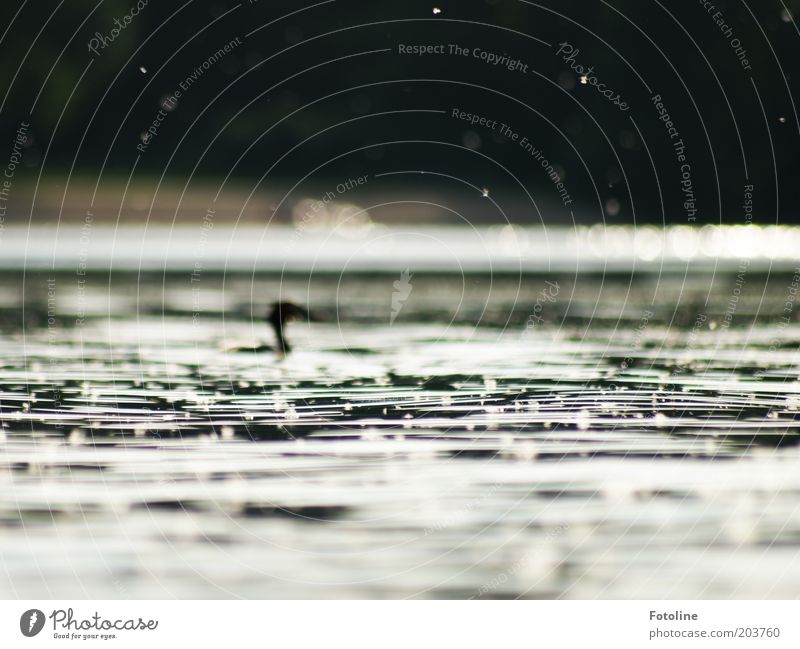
0, 600, 795, 648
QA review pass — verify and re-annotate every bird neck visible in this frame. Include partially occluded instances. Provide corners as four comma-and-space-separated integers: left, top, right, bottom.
271, 320, 290, 354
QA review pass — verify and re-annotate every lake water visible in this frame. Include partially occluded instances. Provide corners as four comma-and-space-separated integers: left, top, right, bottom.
2, 226, 800, 598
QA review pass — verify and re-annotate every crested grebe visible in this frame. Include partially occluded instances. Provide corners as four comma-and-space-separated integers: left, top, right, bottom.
228, 301, 311, 355
267, 301, 311, 355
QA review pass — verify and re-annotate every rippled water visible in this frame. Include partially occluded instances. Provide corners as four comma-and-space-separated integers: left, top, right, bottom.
2, 267, 800, 598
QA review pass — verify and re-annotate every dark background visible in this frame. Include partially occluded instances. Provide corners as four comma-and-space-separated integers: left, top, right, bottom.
1, 0, 798, 225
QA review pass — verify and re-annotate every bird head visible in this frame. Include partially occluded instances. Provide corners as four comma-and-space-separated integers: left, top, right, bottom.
268, 301, 313, 326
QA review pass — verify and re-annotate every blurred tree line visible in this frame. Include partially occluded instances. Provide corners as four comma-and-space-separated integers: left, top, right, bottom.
0, 0, 798, 224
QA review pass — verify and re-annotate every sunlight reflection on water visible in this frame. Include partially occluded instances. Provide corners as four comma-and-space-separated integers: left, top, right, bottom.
1, 267, 800, 598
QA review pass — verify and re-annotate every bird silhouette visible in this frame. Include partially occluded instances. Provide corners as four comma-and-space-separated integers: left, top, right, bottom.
267, 301, 311, 355
229, 301, 312, 355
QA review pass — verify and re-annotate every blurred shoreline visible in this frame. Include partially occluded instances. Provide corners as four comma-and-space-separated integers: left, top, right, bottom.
1, 223, 798, 274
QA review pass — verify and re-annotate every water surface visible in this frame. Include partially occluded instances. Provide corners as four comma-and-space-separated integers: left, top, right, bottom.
2, 264, 800, 598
